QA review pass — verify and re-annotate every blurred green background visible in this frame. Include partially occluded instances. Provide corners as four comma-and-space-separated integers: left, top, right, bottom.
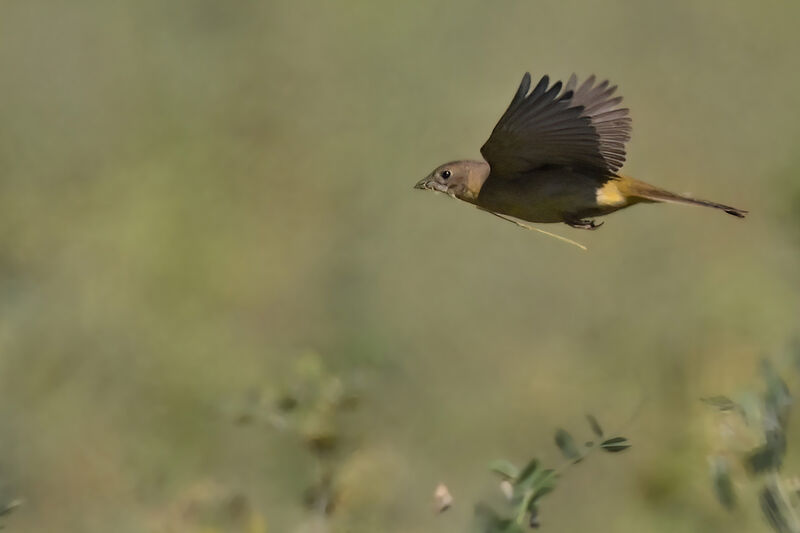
1, 1, 799, 531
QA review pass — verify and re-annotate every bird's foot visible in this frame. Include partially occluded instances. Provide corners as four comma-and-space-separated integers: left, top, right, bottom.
566, 218, 604, 230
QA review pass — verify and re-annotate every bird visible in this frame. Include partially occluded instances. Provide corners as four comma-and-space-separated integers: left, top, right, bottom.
414, 72, 747, 230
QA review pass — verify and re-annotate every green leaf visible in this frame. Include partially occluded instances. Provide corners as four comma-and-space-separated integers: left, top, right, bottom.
532, 484, 555, 502
0, 500, 22, 518
701, 396, 739, 411
746, 429, 786, 474
530, 468, 557, 501
489, 459, 520, 481
586, 414, 604, 438
600, 437, 631, 453
709, 456, 736, 510
512, 465, 556, 506
514, 459, 540, 487
474, 503, 513, 533
747, 447, 778, 474
510, 459, 540, 505
554, 429, 581, 462
760, 485, 792, 533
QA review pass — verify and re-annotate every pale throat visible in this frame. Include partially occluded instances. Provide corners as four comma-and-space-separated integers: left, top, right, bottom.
461, 160, 491, 202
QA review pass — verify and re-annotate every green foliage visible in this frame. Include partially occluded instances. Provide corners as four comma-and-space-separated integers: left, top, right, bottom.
0, 499, 23, 528
477, 415, 630, 530
701, 396, 740, 412
599, 437, 632, 453
554, 429, 581, 463
489, 460, 521, 481
760, 483, 794, 533
232, 353, 361, 518
710, 456, 736, 510
704, 351, 800, 532
586, 414, 604, 438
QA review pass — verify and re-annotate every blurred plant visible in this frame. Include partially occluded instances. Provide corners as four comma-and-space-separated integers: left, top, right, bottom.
148, 481, 266, 533
474, 415, 631, 531
704, 347, 800, 533
0, 498, 22, 529
232, 352, 360, 527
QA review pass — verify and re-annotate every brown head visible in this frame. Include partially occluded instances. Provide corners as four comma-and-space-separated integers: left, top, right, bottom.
413, 160, 490, 203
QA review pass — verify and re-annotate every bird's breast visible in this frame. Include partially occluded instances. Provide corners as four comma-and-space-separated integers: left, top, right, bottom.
475, 170, 623, 223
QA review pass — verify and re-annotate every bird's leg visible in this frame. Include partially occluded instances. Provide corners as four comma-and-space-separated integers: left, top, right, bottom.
565, 218, 605, 230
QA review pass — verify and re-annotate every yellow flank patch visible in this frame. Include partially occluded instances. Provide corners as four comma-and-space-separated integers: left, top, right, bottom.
596, 180, 627, 207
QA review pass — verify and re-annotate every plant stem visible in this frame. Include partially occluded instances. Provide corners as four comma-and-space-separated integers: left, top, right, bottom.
516, 490, 535, 526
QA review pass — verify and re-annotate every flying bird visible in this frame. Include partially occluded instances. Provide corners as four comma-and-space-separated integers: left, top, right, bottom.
414, 73, 747, 230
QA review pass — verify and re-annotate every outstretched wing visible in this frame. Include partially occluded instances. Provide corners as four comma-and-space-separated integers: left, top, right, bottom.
480, 73, 631, 179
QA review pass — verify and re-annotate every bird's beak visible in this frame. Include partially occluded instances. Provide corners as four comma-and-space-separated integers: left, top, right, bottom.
413, 176, 431, 190
414, 175, 448, 193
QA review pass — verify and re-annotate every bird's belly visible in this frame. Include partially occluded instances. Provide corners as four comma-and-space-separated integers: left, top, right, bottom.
476, 171, 607, 223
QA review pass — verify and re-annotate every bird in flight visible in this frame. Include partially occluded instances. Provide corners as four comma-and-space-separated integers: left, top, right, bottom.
414, 73, 747, 231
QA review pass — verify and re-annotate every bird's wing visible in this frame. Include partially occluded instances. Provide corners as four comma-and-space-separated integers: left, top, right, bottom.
480, 73, 632, 179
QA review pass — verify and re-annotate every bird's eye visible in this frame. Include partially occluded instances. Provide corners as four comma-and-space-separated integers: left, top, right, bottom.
441, 170, 451, 179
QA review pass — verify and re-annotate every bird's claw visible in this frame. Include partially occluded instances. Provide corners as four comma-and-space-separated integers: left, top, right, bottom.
566, 218, 604, 230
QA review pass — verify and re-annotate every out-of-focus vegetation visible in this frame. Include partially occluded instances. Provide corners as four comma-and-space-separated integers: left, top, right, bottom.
477, 416, 630, 531
229, 352, 362, 531
704, 350, 800, 532
0, 1, 799, 532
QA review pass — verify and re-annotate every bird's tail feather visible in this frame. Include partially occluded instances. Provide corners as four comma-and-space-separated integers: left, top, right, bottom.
621, 177, 748, 218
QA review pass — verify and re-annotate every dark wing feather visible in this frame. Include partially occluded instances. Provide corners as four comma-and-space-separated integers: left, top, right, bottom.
480, 73, 632, 179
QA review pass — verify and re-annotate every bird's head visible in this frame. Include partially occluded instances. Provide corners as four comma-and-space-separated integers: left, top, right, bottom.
413, 160, 489, 202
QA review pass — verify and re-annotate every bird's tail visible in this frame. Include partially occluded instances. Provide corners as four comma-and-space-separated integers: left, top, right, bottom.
619, 177, 748, 218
